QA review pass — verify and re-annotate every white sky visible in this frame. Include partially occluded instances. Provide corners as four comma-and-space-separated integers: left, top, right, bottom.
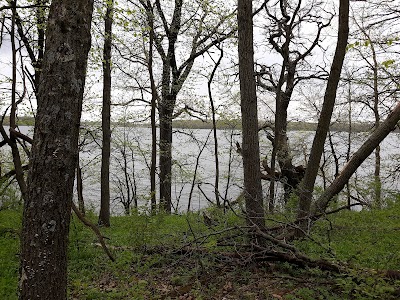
1, 0, 399, 123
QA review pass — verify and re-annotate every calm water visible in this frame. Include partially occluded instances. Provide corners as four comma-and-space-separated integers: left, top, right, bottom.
2, 126, 399, 213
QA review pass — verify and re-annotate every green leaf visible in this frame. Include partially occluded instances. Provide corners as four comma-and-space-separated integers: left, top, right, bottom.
381, 59, 395, 68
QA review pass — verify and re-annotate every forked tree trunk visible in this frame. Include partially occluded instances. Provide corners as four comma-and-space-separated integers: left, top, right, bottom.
99, 0, 114, 227
139, 0, 233, 213
19, 0, 94, 299
238, 0, 265, 229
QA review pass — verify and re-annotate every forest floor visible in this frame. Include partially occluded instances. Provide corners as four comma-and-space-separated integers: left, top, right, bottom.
1, 198, 400, 299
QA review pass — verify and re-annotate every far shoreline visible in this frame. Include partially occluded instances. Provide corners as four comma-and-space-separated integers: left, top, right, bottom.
3, 116, 399, 133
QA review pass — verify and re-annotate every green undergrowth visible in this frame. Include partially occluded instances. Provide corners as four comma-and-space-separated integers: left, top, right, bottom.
0, 202, 399, 299
0, 209, 21, 300
296, 201, 400, 270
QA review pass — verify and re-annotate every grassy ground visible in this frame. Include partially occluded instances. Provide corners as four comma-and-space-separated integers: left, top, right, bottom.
1, 202, 400, 299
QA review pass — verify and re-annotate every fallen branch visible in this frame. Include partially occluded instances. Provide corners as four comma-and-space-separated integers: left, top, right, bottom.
252, 226, 343, 272
71, 202, 115, 262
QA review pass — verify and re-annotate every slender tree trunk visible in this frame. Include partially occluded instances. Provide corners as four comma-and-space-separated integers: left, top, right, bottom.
356, 20, 383, 208
346, 81, 352, 209
34, 0, 47, 91
208, 46, 223, 207
371, 43, 382, 208
297, 0, 349, 223
99, 0, 113, 227
188, 131, 211, 212
238, 0, 264, 229
76, 160, 85, 216
146, 2, 157, 212
224, 129, 235, 209
9, 0, 28, 201
19, 0, 94, 299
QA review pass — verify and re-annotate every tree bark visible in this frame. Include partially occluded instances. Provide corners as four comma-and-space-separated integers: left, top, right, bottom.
34, 0, 47, 92
146, 0, 158, 212
157, 0, 183, 214
19, 0, 94, 299
159, 103, 174, 213
313, 101, 400, 214
77, 160, 85, 216
238, 0, 264, 229
99, 0, 113, 227
297, 0, 349, 222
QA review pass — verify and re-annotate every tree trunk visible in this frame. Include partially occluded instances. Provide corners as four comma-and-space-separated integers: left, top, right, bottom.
371, 40, 382, 208
159, 105, 173, 213
297, 0, 349, 223
77, 156, 85, 216
34, 0, 47, 92
19, 0, 94, 299
146, 1, 157, 212
238, 0, 264, 229
99, 0, 113, 227
356, 20, 383, 208
208, 46, 223, 207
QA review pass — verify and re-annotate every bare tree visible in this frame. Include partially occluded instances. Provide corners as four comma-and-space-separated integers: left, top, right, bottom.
138, 0, 235, 213
257, 0, 333, 208
143, 2, 158, 212
99, 0, 114, 227
19, 0, 94, 299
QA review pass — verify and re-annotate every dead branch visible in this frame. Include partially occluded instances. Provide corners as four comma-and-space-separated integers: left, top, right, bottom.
0, 164, 29, 181
71, 202, 115, 262
9, 128, 33, 144
172, 104, 208, 121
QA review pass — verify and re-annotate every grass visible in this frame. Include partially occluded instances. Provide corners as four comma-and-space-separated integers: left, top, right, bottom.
0, 209, 21, 300
0, 202, 400, 299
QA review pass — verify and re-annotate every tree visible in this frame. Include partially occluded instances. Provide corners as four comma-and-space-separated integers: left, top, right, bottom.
139, 0, 235, 213
99, 0, 114, 227
143, 1, 158, 212
347, 3, 400, 207
19, 0, 94, 299
297, 0, 350, 225
256, 0, 333, 209
237, 0, 264, 229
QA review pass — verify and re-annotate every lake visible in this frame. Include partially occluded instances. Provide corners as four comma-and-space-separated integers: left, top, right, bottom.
1, 126, 399, 214
79, 126, 400, 214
